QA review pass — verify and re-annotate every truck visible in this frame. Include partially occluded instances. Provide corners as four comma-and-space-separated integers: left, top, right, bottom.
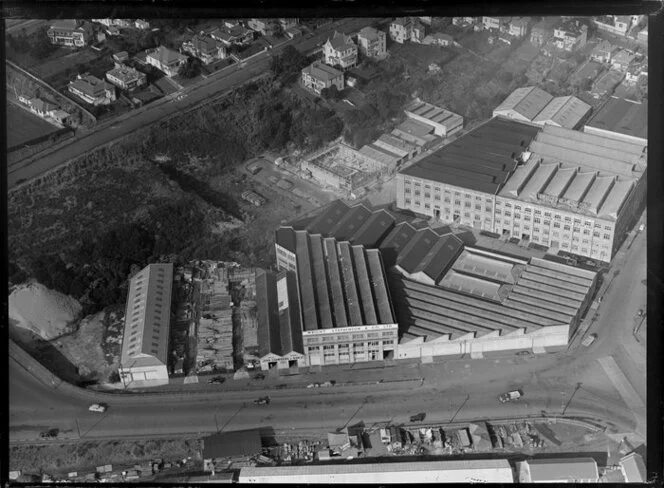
498, 390, 523, 403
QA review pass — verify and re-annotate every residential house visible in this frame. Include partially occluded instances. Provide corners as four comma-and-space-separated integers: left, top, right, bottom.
422, 32, 454, 47
590, 39, 614, 63
182, 34, 227, 64
482, 16, 505, 31
452, 17, 478, 27
611, 49, 635, 72
112, 19, 132, 29
630, 15, 644, 27
18, 95, 31, 105
285, 26, 304, 39
106, 26, 120, 36
247, 18, 278, 36
112, 51, 130, 63
135, 19, 150, 30
49, 109, 71, 125
637, 25, 648, 42
96, 31, 106, 43
625, 62, 646, 84
28, 98, 56, 117
209, 23, 254, 47
530, 24, 552, 46
323, 31, 358, 69
357, 26, 387, 59
92, 19, 114, 27
68, 74, 116, 105
278, 18, 298, 29
47, 19, 92, 47
389, 17, 425, 44
419, 17, 433, 25
509, 17, 530, 37
146, 45, 188, 77
593, 15, 632, 36
301, 60, 344, 96
553, 20, 588, 51
106, 64, 147, 91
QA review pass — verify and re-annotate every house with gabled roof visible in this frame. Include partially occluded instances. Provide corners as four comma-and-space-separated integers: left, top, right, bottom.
182, 34, 227, 64
323, 31, 358, 69
357, 26, 387, 59
301, 60, 344, 96
47, 19, 93, 47
590, 39, 614, 63
390, 17, 425, 44
68, 74, 116, 105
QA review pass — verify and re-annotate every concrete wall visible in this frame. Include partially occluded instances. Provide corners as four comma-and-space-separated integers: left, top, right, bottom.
119, 364, 169, 387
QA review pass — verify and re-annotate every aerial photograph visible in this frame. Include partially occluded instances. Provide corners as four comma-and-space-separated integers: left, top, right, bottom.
6, 10, 652, 484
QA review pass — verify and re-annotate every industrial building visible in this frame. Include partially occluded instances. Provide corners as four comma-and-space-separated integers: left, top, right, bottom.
404, 99, 464, 137
273, 199, 596, 359
517, 457, 599, 483
119, 263, 174, 387
493, 86, 591, 129
584, 97, 648, 146
396, 116, 647, 263
239, 459, 514, 483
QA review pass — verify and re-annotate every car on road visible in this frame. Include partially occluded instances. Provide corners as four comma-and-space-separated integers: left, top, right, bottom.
637, 309, 645, 317
639, 224, 645, 232
88, 403, 108, 413
208, 376, 226, 384
582, 333, 598, 347
515, 350, 532, 357
254, 396, 270, 405
253, 373, 266, 380
409, 413, 426, 422
499, 390, 522, 403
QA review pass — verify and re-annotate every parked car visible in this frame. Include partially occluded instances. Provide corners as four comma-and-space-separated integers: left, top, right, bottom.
253, 373, 266, 380
515, 350, 532, 356
254, 396, 270, 405
409, 412, 426, 422
582, 333, 598, 347
307, 382, 321, 388
208, 376, 226, 384
637, 309, 645, 317
499, 390, 522, 403
88, 403, 108, 413
638, 224, 645, 232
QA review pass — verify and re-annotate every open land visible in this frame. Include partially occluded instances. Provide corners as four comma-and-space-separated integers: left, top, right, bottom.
7, 104, 61, 148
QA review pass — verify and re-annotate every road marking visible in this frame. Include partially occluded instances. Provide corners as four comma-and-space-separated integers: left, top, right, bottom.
597, 356, 644, 409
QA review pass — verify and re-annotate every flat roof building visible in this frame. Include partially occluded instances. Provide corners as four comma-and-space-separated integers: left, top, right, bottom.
239, 459, 514, 483
404, 99, 464, 137
584, 97, 647, 146
518, 457, 599, 483
119, 263, 173, 387
619, 452, 647, 482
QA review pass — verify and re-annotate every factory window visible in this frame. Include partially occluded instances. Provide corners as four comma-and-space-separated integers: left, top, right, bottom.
434, 186, 441, 192
424, 184, 431, 189
583, 229, 590, 235
475, 195, 482, 201
352, 334, 364, 339
496, 210, 502, 215
582, 239, 589, 244
485, 206, 492, 212
444, 189, 450, 194
464, 212, 470, 218
454, 200, 461, 205
368, 341, 380, 347
414, 201, 421, 207
604, 225, 612, 231
514, 213, 521, 220
534, 218, 541, 224
465, 193, 471, 199
424, 204, 430, 209
454, 191, 460, 196
525, 207, 532, 213
464, 202, 471, 208
414, 190, 420, 196
414, 182, 421, 187
434, 195, 441, 201
524, 215, 531, 222
552, 231, 559, 237
405, 187, 411, 193
585, 221, 592, 227
485, 197, 492, 203
574, 218, 581, 224
564, 216, 571, 222
323, 345, 335, 350
562, 242, 569, 249
573, 236, 579, 242
504, 211, 511, 217
444, 197, 450, 203
383, 340, 394, 345
573, 227, 580, 233
495, 219, 501, 224
594, 223, 601, 228
593, 231, 600, 237
571, 245, 579, 251
405, 198, 411, 204
514, 205, 521, 211
544, 211, 551, 217
581, 247, 588, 253
475, 204, 482, 210
424, 192, 431, 198
475, 215, 481, 221
534, 209, 541, 215
604, 234, 611, 240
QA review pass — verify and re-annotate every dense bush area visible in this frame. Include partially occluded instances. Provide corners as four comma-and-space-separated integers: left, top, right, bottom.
6, 26, 58, 60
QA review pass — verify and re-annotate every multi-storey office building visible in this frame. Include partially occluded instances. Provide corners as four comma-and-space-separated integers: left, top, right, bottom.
396, 117, 647, 263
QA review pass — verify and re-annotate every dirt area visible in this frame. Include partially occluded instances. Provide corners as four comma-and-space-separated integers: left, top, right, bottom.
10, 437, 202, 474
391, 42, 457, 69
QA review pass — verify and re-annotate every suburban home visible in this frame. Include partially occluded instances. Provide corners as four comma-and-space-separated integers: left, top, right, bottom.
482, 16, 505, 31
182, 34, 227, 64
593, 15, 632, 36
247, 18, 278, 36
323, 31, 358, 69
357, 26, 387, 59
389, 17, 426, 44
301, 60, 344, 96
28, 98, 57, 117
209, 23, 254, 47
553, 19, 588, 52
530, 24, 552, 46
278, 18, 298, 29
48, 109, 71, 125
422, 32, 454, 47
590, 40, 614, 63
285, 26, 304, 39
611, 49, 636, 72
68, 74, 117, 105
625, 62, 646, 84
452, 17, 478, 26
106, 63, 147, 91
146, 45, 188, 77
135, 19, 150, 30
509, 17, 530, 37
637, 25, 648, 42
112, 51, 130, 63
47, 19, 92, 47
92, 18, 114, 27
112, 19, 132, 28
106, 26, 120, 36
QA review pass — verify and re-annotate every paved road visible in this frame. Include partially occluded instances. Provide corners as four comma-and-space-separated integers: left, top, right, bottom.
7, 18, 376, 189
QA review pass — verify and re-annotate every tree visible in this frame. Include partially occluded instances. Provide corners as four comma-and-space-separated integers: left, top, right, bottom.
179, 57, 202, 78
321, 85, 343, 101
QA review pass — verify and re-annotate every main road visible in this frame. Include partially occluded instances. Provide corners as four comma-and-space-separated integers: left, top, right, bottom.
11, 219, 646, 445
7, 18, 378, 189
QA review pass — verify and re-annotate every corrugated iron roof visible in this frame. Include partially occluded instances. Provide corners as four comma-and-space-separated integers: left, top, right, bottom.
585, 97, 647, 141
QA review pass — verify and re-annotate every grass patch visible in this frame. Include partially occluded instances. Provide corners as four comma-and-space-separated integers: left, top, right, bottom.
6, 103, 60, 148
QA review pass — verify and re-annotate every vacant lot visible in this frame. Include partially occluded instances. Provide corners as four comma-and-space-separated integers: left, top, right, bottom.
592, 69, 624, 98
571, 60, 604, 85
6, 104, 60, 148
391, 42, 457, 69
